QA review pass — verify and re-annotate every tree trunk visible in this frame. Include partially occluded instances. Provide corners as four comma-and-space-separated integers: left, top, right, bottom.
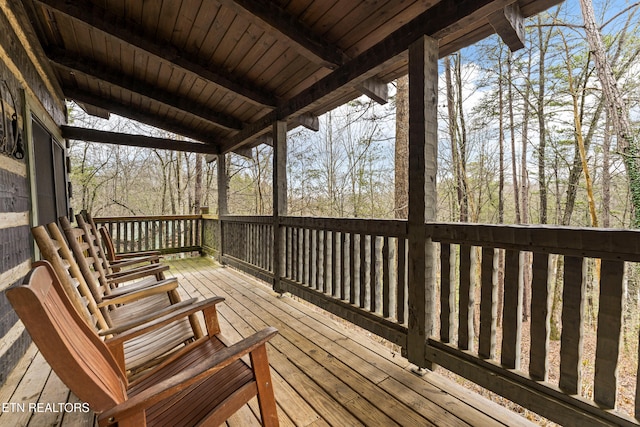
507, 52, 520, 224
602, 114, 611, 228
580, 0, 640, 227
394, 75, 409, 220
445, 56, 462, 221
455, 55, 470, 222
537, 15, 548, 224
497, 49, 505, 326
521, 51, 532, 322
565, 42, 599, 228
194, 153, 203, 214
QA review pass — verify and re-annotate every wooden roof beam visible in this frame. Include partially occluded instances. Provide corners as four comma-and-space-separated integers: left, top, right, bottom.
221, 0, 513, 153
356, 77, 389, 105
292, 113, 320, 132
61, 126, 219, 155
48, 49, 244, 131
488, 3, 525, 51
63, 87, 221, 145
35, 0, 277, 107
218, 0, 348, 69
76, 103, 110, 120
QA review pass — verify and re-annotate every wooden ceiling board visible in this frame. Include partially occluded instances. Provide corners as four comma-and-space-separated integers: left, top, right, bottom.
295, 0, 340, 34
38, 4, 64, 46
181, 1, 221, 54
281, 0, 313, 19
276, 61, 333, 100
212, 15, 251, 68
201, 5, 237, 66
221, 22, 266, 72
140, 1, 163, 42
340, 1, 439, 57
62, 14, 88, 56
323, 0, 406, 50
119, 0, 142, 27
218, 93, 264, 124
103, 30, 124, 74
164, 66, 191, 98
168, 1, 200, 48
103, 0, 126, 20
154, 0, 183, 44
228, 25, 276, 76
131, 47, 150, 84
306, 0, 357, 45
253, 47, 311, 94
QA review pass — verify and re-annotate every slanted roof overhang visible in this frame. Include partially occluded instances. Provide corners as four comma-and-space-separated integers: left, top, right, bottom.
21, 0, 564, 154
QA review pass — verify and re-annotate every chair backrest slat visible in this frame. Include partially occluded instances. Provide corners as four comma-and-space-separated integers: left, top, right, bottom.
60, 216, 114, 296
32, 224, 112, 330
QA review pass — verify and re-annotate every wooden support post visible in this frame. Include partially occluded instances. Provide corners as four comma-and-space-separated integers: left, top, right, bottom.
407, 35, 438, 369
217, 153, 228, 263
273, 121, 288, 294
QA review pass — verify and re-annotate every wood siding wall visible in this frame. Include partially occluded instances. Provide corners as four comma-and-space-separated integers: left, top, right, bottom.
0, 1, 65, 386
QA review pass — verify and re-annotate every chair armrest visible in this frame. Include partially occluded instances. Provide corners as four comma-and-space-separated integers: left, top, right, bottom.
99, 327, 278, 425
98, 298, 198, 335
109, 255, 161, 269
115, 250, 162, 259
104, 297, 226, 347
103, 277, 178, 299
97, 279, 178, 307
106, 265, 169, 284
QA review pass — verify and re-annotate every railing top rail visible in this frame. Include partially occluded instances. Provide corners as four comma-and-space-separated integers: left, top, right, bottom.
94, 215, 203, 222
221, 215, 275, 224
428, 222, 640, 262
280, 216, 408, 237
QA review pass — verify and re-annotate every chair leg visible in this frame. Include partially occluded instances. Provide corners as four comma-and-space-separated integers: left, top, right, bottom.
99, 411, 146, 427
250, 345, 279, 427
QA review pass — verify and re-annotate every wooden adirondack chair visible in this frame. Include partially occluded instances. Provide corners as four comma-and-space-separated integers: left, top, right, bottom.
61, 215, 167, 288
7, 261, 279, 427
32, 224, 203, 374
77, 211, 163, 274
80, 210, 163, 267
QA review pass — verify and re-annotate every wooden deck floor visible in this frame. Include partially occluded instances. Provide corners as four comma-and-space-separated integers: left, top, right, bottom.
0, 256, 536, 427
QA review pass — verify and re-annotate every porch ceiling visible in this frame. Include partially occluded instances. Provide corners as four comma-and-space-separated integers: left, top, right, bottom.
22, 0, 562, 155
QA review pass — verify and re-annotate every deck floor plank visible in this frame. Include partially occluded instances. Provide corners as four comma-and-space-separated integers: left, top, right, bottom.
195, 261, 533, 427
0, 256, 537, 427
178, 263, 408, 426
1, 352, 52, 427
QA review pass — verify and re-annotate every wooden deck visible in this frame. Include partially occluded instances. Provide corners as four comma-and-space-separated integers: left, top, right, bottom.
0, 256, 536, 427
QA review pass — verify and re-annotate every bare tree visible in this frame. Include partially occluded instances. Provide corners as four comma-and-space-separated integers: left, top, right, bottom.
580, 0, 640, 227
394, 75, 409, 220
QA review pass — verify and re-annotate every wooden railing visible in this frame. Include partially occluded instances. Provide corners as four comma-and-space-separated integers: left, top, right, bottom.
92, 213, 640, 425
425, 223, 640, 426
93, 215, 204, 255
216, 216, 640, 426
219, 216, 273, 283
218, 216, 409, 347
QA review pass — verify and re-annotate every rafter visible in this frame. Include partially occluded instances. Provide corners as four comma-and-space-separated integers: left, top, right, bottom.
63, 87, 221, 145
218, 0, 349, 69
356, 77, 389, 105
48, 48, 243, 130
61, 126, 219, 155
488, 4, 525, 51
76, 103, 110, 120
35, 0, 278, 107
292, 113, 320, 132
222, 0, 513, 153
